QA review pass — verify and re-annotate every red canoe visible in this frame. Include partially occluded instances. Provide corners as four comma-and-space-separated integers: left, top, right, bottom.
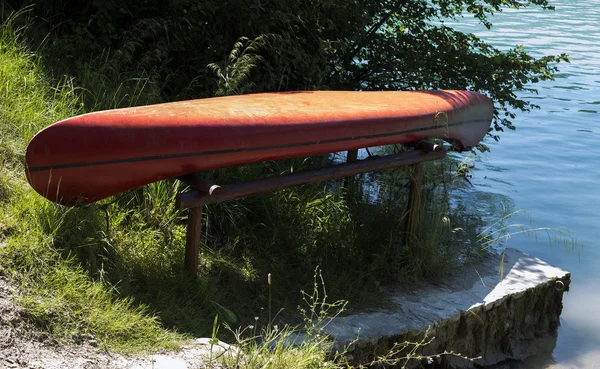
25, 90, 493, 205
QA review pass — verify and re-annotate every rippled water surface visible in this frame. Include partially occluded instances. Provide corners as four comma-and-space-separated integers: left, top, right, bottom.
454, 1, 600, 367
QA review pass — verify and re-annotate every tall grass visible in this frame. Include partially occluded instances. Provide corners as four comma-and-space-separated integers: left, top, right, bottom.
0, 13, 184, 352
0, 12, 80, 164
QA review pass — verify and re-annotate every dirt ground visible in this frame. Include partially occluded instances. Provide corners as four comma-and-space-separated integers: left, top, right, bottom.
0, 276, 233, 369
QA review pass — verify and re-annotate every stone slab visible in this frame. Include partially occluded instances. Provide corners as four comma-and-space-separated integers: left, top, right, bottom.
323, 248, 570, 368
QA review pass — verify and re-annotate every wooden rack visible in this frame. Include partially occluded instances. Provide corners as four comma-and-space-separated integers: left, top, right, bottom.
176, 142, 445, 275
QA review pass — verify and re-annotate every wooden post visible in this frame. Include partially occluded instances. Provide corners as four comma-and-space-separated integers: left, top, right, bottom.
178, 175, 220, 276
403, 163, 424, 240
184, 205, 203, 276
401, 141, 443, 241
344, 149, 359, 201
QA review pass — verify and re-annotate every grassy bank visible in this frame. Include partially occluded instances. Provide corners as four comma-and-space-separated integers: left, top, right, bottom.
0, 17, 184, 352
0, 13, 488, 362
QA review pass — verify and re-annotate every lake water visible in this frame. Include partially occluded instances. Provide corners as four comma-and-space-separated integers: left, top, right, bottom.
454, 1, 600, 367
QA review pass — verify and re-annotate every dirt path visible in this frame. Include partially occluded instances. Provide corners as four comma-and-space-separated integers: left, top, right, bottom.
0, 277, 233, 369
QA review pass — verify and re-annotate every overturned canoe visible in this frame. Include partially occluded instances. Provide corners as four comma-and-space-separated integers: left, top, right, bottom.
25, 90, 493, 205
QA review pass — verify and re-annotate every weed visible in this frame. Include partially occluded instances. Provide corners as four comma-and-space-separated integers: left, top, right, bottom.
210, 269, 345, 369
477, 208, 579, 278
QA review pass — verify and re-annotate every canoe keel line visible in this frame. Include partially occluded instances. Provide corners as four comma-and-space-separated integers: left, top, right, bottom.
25, 90, 494, 206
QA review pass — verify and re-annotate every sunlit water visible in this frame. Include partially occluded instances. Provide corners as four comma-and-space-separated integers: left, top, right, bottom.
451, 1, 600, 367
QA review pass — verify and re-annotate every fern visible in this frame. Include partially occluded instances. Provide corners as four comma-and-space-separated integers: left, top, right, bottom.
208, 34, 274, 96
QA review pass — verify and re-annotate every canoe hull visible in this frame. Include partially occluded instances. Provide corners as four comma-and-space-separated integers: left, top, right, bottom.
25, 90, 493, 205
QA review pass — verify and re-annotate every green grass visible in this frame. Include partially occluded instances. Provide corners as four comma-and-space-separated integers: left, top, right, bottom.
0, 18, 78, 166
0, 14, 185, 352
0, 10, 496, 362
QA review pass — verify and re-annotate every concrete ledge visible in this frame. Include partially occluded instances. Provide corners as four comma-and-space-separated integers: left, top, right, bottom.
325, 248, 570, 368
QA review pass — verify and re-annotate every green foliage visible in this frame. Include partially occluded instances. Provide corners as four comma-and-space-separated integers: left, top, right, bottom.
3, 0, 568, 142
208, 35, 274, 96
0, 11, 80, 163
215, 269, 349, 369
